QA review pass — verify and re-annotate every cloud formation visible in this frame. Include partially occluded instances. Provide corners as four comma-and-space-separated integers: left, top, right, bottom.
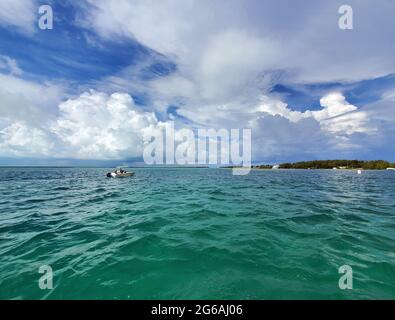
0, 0, 36, 33
0, 88, 167, 160
51, 90, 162, 159
0, 1, 394, 163
84, 0, 395, 86
78, 0, 395, 163
0, 122, 52, 157
0, 55, 22, 76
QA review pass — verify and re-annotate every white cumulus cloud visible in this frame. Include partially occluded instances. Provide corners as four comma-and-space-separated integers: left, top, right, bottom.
255, 92, 372, 136
0, 121, 53, 157
51, 90, 164, 159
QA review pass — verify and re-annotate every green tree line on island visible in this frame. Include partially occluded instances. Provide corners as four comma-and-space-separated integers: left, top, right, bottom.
277, 160, 395, 170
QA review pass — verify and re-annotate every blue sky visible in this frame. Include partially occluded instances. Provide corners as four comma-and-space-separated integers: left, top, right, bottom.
0, 0, 395, 165
0, 2, 150, 83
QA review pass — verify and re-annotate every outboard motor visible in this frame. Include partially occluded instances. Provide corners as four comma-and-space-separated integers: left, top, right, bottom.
106, 172, 112, 178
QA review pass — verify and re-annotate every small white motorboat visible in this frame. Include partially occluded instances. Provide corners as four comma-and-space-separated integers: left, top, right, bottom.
106, 168, 135, 178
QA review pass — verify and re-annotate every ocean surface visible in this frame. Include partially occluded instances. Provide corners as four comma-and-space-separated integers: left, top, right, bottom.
0, 167, 394, 300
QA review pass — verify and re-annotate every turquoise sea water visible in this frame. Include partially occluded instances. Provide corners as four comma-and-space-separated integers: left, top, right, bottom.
0, 167, 394, 300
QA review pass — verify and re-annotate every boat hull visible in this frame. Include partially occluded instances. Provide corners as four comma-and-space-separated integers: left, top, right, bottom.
107, 172, 135, 178
115, 172, 135, 178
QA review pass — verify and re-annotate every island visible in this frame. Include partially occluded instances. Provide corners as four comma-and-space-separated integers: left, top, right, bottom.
224, 160, 395, 170
278, 160, 395, 170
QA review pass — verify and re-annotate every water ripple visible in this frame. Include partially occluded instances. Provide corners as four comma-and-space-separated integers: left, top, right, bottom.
0, 168, 394, 299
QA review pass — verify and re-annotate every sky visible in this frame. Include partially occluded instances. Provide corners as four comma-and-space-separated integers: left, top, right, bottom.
0, 0, 395, 165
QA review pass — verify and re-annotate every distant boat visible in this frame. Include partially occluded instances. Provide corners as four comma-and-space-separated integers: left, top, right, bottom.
272, 165, 280, 170
106, 168, 135, 178
333, 167, 338, 170
357, 170, 362, 174
107, 172, 135, 178
387, 168, 395, 171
